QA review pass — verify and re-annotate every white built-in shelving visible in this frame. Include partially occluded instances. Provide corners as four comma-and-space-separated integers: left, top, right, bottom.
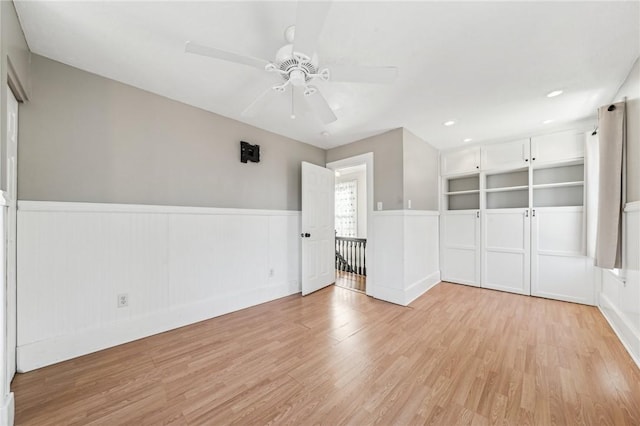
532, 162, 584, 207
444, 174, 480, 211
439, 129, 594, 305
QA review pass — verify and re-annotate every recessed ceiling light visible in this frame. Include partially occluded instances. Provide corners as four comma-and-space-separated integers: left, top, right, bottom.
443, 120, 456, 126
463, 138, 473, 143
321, 131, 330, 137
547, 90, 563, 98
542, 119, 554, 124
335, 171, 341, 177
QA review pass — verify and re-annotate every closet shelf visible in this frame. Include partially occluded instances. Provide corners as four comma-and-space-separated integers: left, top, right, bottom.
484, 185, 529, 193
444, 189, 480, 195
533, 181, 584, 189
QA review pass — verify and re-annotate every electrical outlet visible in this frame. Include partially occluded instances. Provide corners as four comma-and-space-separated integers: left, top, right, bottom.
269, 268, 275, 278
117, 293, 129, 308
377, 202, 383, 211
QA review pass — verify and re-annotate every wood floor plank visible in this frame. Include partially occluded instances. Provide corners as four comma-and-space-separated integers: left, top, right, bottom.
11, 282, 640, 425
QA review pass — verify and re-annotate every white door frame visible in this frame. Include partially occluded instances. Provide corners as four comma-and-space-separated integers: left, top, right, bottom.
326, 153, 375, 297
6, 88, 18, 384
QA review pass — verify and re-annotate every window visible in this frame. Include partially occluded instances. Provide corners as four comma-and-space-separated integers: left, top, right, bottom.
335, 180, 357, 237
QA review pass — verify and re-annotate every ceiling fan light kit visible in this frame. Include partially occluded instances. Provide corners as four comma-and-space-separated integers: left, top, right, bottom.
184, 2, 398, 125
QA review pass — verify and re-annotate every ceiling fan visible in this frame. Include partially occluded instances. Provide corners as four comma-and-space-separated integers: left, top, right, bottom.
185, 2, 398, 124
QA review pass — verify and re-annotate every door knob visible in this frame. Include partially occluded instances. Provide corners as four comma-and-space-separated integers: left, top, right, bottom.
300, 233, 311, 238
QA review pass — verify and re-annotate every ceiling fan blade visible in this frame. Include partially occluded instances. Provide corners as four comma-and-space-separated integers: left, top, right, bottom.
328, 65, 398, 84
293, 1, 332, 56
304, 86, 337, 124
241, 86, 280, 117
185, 41, 270, 71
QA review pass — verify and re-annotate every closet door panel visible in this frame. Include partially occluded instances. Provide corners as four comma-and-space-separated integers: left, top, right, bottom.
531, 131, 585, 164
440, 212, 480, 286
441, 147, 480, 176
481, 139, 530, 171
482, 209, 530, 295
535, 209, 584, 254
531, 207, 594, 305
532, 255, 593, 305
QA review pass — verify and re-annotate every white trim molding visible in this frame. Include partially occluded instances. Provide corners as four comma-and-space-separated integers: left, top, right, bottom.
18, 200, 299, 216
326, 152, 376, 298
17, 201, 302, 372
372, 209, 441, 306
625, 200, 640, 212
0, 392, 14, 426
597, 204, 640, 370
373, 209, 440, 216
599, 289, 640, 370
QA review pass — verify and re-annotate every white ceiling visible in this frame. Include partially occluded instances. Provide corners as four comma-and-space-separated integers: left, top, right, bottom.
14, 1, 640, 150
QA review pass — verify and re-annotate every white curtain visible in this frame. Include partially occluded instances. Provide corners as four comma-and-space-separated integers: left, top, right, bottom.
595, 101, 626, 269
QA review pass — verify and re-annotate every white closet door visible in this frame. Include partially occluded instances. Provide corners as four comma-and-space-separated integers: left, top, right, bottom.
440, 147, 480, 176
482, 209, 530, 295
481, 138, 530, 171
531, 131, 585, 164
531, 207, 594, 305
440, 211, 481, 286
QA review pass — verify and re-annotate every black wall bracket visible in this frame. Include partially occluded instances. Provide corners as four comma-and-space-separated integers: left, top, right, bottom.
240, 141, 260, 163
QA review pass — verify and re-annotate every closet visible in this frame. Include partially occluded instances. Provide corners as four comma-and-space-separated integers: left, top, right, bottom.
439, 130, 595, 305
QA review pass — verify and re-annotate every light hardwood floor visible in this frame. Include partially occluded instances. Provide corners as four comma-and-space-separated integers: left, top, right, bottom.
12, 282, 640, 425
335, 270, 366, 293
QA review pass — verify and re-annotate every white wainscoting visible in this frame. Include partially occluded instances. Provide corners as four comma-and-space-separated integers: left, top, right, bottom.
17, 201, 301, 372
372, 210, 440, 306
598, 201, 640, 369
0, 197, 15, 426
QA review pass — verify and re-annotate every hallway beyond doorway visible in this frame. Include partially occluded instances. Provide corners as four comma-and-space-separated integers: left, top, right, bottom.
335, 270, 365, 293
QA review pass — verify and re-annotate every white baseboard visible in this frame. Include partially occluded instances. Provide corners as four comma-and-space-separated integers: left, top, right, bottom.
405, 271, 441, 305
599, 292, 640, 370
0, 393, 14, 426
373, 286, 406, 306
17, 282, 298, 372
373, 271, 440, 307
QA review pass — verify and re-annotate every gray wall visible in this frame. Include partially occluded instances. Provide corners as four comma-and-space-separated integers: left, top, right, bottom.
613, 56, 640, 202
403, 128, 439, 210
327, 128, 439, 211
19, 55, 325, 210
326, 128, 404, 210
1, 0, 31, 190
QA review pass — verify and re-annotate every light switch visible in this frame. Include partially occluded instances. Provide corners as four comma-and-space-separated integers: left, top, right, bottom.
377, 202, 383, 211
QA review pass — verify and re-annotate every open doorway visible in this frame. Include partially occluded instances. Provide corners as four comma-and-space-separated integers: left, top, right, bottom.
333, 164, 367, 293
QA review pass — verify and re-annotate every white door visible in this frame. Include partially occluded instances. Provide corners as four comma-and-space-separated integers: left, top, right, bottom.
531, 131, 585, 164
482, 209, 530, 295
531, 207, 594, 305
440, 211, 481, 286
301, 162, 335, 295
6, 89, 18, 381
440, 147, 480, 176
481, 138, 530, 171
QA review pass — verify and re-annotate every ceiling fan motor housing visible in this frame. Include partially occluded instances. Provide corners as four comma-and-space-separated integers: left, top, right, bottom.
275, 44, 318, 86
